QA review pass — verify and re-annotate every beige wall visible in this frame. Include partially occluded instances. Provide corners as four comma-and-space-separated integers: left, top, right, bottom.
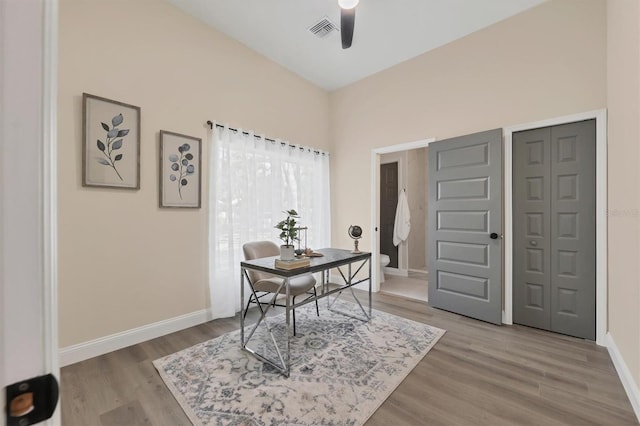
60, 0, 640, 389
58, 0, 329, 346
57, 0, 640, 403
607, 0, 640, 384
329, 0, 606, 254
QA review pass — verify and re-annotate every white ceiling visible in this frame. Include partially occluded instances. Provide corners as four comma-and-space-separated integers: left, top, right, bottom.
167, 0, 546, 91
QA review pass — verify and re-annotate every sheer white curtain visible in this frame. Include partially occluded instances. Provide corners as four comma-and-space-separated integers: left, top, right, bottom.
208, 124, 331, 319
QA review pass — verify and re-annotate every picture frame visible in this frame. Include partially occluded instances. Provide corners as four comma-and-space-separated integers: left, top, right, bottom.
82, 93, 141, 189
159, 130, 202, 208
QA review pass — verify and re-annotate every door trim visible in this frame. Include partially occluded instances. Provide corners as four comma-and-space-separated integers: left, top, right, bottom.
504, 109, 607, 345
370, 138, 435, 292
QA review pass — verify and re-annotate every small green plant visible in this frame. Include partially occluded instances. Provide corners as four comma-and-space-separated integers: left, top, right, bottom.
275, 209, 300, 247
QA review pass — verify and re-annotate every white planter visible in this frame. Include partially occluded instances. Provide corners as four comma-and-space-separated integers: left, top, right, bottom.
280, 245, 295, 260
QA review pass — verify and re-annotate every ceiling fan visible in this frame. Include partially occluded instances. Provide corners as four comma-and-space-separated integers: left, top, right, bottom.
338, 0, 359, 49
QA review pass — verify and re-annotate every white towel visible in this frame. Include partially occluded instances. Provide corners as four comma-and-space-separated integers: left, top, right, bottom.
393, 189, 411, 246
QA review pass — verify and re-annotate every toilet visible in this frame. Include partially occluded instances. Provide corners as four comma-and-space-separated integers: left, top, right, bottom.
379, 254, 390, 282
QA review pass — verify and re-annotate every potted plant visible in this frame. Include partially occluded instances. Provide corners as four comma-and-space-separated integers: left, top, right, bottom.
275, 209, 300, 260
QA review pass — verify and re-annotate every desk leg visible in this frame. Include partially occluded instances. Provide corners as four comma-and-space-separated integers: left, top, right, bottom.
285, 277, 291, 377
368, 258, 372, 317
328, 260, 372, 322
240, 267, 245, 347
242, 277, 288, 375
326, 269, 331, 309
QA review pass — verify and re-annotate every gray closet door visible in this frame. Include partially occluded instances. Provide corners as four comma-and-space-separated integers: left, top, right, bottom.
513, 120, 596, 340
428, 129, 503, 325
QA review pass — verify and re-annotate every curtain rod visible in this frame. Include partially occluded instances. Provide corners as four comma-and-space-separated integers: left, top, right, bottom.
207, 120, 276, 143
206, 120, 328, 156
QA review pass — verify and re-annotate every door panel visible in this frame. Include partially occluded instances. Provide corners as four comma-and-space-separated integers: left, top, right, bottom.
437, 177, 489, 200
428, 129, 503, 325
513, 120, 595, 340
380, 162, 399, 268
437, 210, 488, 232
513, 127, 551, 330
550, 120, 596, 340
437, 241, 488, 266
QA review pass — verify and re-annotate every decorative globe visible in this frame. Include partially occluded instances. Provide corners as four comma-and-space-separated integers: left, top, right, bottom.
348, 225, 363, 253
349, 225, 362, 239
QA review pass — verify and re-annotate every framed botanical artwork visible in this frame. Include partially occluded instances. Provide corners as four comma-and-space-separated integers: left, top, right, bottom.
82, 93, 141, 189
159, 130, 202, 208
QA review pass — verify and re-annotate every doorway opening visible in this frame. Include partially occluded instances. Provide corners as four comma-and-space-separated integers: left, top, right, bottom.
371, 138, 434, 300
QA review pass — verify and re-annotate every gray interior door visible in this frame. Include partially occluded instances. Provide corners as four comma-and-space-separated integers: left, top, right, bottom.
513, 120, 596, 340
380, 162, 399, 268
428, 129, 503, 325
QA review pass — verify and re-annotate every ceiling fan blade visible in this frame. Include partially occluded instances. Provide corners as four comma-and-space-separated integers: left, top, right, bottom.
341, 7, 355, 49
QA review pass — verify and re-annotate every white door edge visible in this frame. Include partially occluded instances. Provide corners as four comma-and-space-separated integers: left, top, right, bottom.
370, 138, 436, 292
43, 1, 61, 422
1, 0, 60, 424
503, 109, 607, 346
1, 2, 5, 420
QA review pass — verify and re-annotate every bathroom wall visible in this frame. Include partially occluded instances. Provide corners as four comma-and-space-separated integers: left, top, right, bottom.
379, 148, 428, 273
407, 147, 428, 271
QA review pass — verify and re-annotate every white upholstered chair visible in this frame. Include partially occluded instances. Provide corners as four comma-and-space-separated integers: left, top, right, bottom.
242, 241, 319, 335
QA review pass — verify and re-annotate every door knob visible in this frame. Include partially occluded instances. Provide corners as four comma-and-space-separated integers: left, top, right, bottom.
490, 233, 499, 239
530, 240, 538, 246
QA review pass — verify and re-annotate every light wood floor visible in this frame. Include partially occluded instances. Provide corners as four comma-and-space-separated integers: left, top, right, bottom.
380, 270, 428, 302
61, 291, 638, 425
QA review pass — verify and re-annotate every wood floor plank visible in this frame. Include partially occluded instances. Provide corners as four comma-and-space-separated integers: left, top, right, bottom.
539, 384, 639, 425
425, 356, 600, 426
100, 400, 152, 426
60, 291, 638, 425
416, 365, 566, 426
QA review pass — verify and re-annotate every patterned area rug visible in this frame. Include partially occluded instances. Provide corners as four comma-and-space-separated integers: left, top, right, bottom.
154, 299, 445, 425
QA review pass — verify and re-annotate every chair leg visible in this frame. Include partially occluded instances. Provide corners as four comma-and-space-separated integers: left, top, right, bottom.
313, 287, 319, 317
243, 294, 253, 319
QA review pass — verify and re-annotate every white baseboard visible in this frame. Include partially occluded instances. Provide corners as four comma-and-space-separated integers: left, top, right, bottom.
59, 309, 210, 366
606, 332, 640, 421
